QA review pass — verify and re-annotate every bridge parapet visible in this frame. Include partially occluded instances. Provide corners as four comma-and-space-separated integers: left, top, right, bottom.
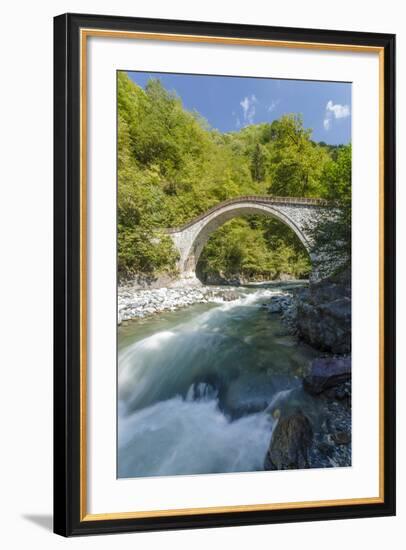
166, 195, 330, 234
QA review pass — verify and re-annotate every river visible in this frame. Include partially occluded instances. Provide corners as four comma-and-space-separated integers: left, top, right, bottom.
117, 283, 326, 479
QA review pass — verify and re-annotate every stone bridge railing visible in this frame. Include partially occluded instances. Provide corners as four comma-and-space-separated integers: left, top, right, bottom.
165, 195, 330, 234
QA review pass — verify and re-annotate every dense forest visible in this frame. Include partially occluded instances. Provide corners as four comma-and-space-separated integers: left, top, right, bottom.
117, 72, 351, 283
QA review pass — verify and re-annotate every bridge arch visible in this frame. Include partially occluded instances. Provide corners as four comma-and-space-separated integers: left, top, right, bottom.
166, 196, 328, 280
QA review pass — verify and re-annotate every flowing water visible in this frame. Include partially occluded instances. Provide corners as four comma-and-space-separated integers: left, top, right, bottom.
118, 283, 323, 479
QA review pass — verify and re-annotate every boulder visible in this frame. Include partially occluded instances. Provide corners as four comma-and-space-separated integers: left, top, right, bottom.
260, 294, 293, 314
222, 291, 240, 302
294, 268, 351, 353
331, 431, 351, 445
200, 271, 241, 286
303, 356, 351, 396
264, 411, 313, 470
222, 373, 291, 417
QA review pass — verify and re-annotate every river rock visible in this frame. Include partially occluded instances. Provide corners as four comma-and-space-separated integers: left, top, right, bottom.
222, 373, 280, 417
303, 356, 351, 396
331, 431, 351, 445
221, 291, 240, 302
267, 298, 285, 313
264, 411, 313, 470
201, 272, 241, 286
294, 268, 351, 353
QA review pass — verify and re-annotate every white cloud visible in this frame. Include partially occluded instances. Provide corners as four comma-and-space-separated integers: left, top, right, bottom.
326, 100, 350, 119
268, 99, 280, 112
323, 100, 350, 130
240, 94, 257, 125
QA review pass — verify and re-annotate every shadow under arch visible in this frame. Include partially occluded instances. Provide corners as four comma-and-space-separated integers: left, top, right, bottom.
194, 211, 313, 284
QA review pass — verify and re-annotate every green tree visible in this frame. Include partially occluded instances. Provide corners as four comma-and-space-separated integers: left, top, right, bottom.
306, 145, 352, 276
250, 143, 267, 182
267, 115, 330, 197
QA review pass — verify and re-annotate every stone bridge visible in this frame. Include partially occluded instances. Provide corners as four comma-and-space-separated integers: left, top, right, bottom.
166, 195, 331, 281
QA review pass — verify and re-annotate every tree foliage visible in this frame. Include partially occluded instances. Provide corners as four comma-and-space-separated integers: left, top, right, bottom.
306, 145, 352, 276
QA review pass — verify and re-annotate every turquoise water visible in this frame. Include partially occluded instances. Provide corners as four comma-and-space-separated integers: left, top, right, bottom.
117, 284, 322, 478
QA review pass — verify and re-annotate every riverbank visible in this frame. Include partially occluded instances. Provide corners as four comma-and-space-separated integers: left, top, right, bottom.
118, 280, 302, 324
263, 268, 352, 471
118, 285, 234, 324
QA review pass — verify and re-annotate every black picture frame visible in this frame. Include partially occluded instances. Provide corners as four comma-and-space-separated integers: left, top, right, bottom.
54, 12, 396, 537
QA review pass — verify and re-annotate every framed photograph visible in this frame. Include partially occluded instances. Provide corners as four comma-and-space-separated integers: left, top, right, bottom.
54, 13, 396, 536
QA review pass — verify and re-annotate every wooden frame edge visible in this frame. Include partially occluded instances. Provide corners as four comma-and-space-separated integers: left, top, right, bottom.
53, 13, 396, 536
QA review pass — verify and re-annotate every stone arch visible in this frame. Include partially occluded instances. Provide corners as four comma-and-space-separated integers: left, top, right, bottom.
188, 205, 310, 273
167, 197, 324, 279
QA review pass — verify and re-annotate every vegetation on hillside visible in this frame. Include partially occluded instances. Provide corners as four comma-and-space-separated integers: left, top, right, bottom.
117, 72, 351, 282
305, 144, 351, 277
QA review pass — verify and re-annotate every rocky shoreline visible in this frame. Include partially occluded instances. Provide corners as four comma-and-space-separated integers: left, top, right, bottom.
263, 269, 352, 471
118, 283, 242, 324
118, 277, 305, 325
264, 357, 352, 471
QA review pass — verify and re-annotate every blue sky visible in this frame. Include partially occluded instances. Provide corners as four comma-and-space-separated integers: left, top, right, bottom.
127, 71, 351, 145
